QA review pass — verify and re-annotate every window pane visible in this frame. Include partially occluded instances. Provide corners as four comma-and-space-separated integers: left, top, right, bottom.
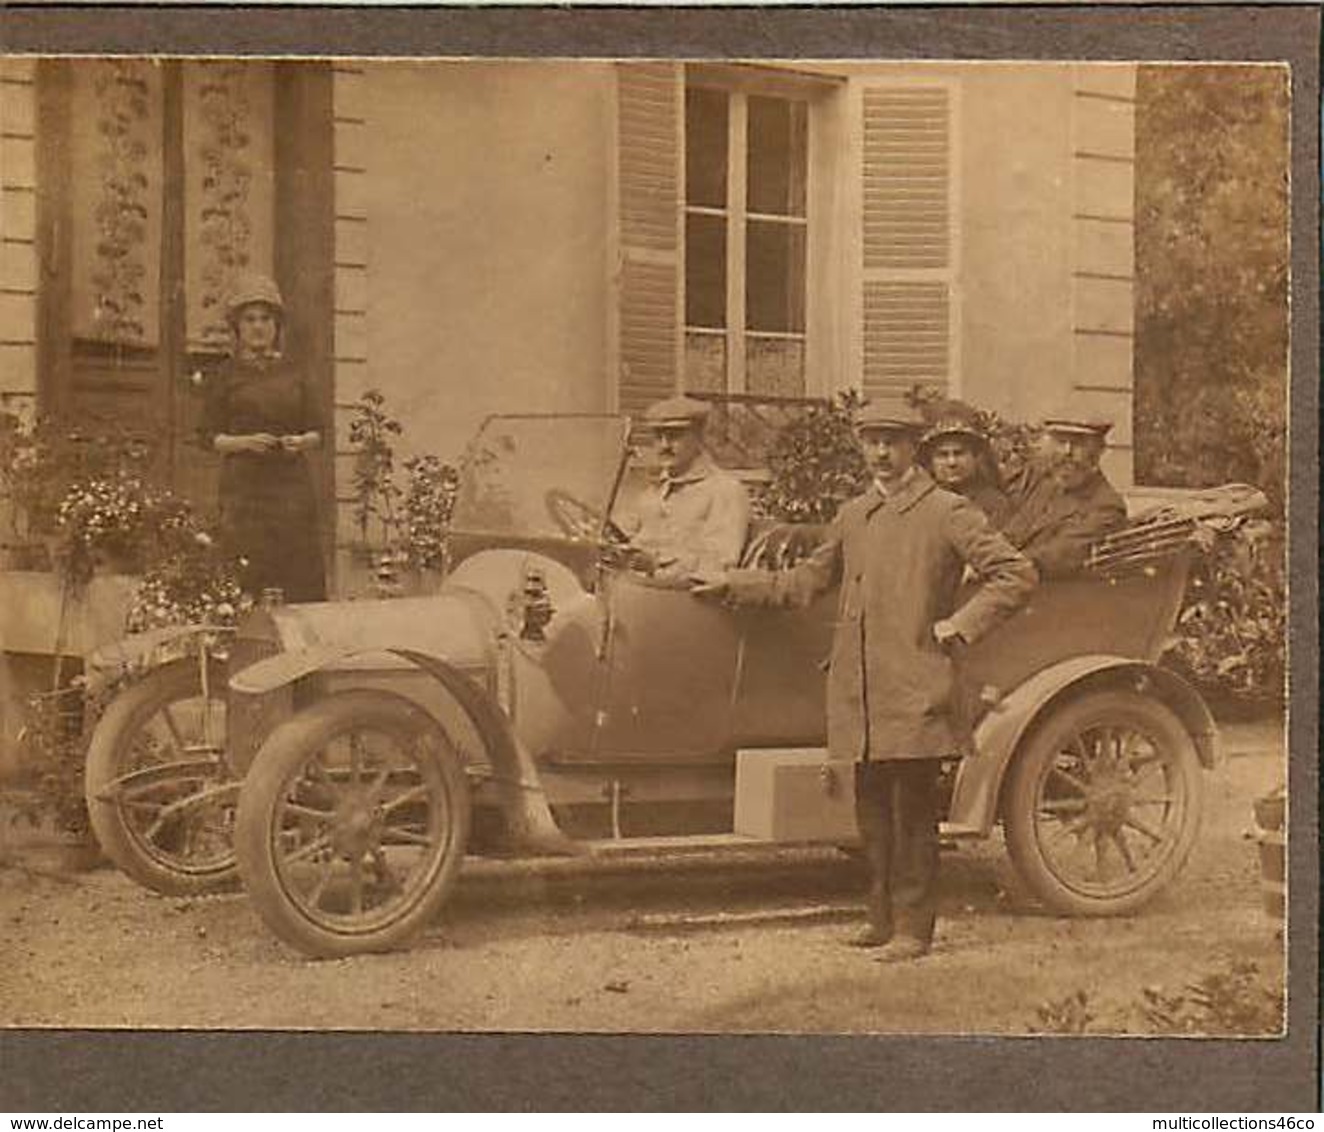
747, 96, 807, 217
685, 86, 728, 208
746, 219, 805, 333
685, 333, 727, 394
746, 337, 804, 397
685, 213, 727, 329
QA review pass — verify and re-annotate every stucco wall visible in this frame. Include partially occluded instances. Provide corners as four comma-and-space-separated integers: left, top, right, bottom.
357, 60, 615, 464
954, 65, 1078, 424
330, 58, 1135, 569
833, 61, 1134, 482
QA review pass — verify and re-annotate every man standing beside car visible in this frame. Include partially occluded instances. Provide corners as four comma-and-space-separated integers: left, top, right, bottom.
693, 403, 1036, 962
629, 395, 752, 579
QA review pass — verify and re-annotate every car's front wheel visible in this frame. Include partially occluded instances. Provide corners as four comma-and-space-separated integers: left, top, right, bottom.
1002, 689, 1203, 916
234, 690, 470, 958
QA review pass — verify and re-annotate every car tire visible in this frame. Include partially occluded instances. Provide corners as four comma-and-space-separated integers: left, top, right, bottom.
85, 657, 239, 896
235, 690, 470, 959
1003, 688, 1203, 917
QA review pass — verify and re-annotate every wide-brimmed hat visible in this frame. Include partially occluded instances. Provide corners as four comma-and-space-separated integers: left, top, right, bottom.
917, 399, 989, 456
225, 272, 284, 322
855, 401, 926, 436
643, 394, 711, 431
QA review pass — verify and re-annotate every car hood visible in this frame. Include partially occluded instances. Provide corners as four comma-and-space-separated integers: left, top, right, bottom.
255, 589, 500, 674
246, 549, 590, 676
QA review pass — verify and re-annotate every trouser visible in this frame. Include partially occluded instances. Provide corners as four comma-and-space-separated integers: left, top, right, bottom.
853, 758, 943, 945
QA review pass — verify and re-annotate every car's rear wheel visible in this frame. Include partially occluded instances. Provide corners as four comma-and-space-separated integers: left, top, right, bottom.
1003, 689, 1202, 916
85, 657, 238, 896
235, 690, 470, 958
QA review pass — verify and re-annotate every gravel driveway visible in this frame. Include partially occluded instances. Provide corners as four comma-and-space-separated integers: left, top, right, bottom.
0, 722, 1285, 1036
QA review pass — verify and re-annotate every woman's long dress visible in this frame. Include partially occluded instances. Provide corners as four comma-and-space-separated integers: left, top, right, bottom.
199, 355, 327, 602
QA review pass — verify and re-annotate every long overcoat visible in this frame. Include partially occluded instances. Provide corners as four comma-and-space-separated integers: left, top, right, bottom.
1000, 458, 1127, 578
727, 469, 1036, 762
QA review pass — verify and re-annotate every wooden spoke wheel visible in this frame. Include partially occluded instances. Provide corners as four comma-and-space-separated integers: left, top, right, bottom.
235, 690, 470, 958
1003, 689, 1203, 916
84, 657, 238, 896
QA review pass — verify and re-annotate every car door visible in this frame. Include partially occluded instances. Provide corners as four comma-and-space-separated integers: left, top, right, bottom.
591, 573, 742, 760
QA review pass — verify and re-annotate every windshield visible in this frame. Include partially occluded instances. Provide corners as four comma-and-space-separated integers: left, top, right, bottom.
450, 415, 632, 539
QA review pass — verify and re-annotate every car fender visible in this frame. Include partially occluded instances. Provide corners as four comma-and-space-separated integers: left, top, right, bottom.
949, 654, 1218, 837
85, 623, 221, 680
230, 643, 578, 856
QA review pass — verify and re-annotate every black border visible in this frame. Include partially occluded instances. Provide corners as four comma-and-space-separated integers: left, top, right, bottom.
0, 4, 1318, 1112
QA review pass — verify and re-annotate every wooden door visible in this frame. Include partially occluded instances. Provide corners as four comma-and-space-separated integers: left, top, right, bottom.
37, 59, 331, 523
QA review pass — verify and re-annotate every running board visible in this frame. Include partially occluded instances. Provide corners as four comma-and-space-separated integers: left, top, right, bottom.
575, 823, 982, 858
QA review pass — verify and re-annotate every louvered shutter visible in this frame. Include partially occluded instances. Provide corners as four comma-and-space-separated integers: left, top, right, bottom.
861, 85, 955, 407
615, 63, 682, 416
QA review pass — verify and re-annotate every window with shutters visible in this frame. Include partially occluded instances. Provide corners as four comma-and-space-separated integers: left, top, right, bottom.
683, 80, 809, 398
860, 84, 957, 407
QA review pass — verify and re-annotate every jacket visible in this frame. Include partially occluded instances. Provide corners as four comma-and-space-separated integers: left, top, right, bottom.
726, 469, 1036, 762
634, 451, 752, 575
1000, 459, 1127, 578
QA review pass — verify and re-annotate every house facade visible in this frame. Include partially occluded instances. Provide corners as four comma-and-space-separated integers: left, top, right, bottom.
0, 57, 1138, 767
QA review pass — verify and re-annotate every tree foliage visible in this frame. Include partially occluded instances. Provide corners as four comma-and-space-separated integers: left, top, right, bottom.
1134, 66, 1289, 512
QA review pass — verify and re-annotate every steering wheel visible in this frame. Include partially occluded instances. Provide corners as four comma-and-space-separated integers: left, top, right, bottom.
544, 488, 631, 545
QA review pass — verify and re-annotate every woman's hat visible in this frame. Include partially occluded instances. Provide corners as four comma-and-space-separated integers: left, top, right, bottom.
226, 272, 285, 321
917, 399, 989, 456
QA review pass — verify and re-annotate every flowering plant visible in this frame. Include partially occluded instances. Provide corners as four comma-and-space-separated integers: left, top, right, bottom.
55, 471, 173, 583
400, 454, 459, 571
348, 389, 403, 551
346, 390, 460, 579
126, 529, 253, 633
0, 412, 155, 546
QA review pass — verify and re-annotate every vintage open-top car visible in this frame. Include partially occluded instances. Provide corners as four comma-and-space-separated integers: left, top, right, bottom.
83, 413, 1262, 958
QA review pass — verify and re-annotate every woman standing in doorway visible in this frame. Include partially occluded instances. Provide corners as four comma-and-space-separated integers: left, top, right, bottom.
199, 272, 327, 603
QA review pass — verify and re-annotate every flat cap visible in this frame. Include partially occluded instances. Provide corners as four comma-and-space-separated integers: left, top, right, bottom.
855, 401, 926, 435
1041, 411, 1112, 438
643, 394, 711, 429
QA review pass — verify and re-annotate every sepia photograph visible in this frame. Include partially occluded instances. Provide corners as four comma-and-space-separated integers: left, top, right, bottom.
0, 47, 1299, 1051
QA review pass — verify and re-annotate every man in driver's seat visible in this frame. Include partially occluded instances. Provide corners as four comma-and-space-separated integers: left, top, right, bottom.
629, 395, 752, 579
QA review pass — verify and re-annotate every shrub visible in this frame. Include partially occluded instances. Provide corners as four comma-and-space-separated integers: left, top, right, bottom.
1027, 961, 1283, 1036
1164, 519, 1285, 707
1140, 960, 1283, 1036
14, 686, 92, 838
1030, 990, 1096, 1035
757, 390, 868, 523
125, 533, 254, 634
0, 413, 157, 546
401, 455, 459, 572
347, 389, 403, 551
347, 390, 460, 573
